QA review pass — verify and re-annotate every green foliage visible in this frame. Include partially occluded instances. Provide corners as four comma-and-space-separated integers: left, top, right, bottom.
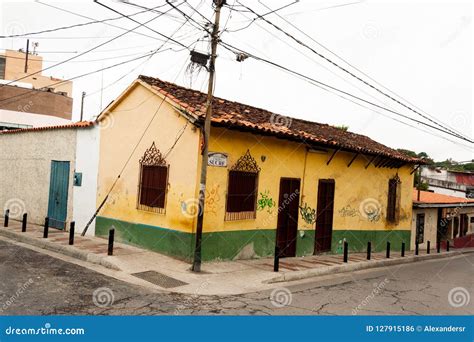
433, 158, 474, 172
397, 150, 472, 172
397, 149, 434, 164
334, 125, 349, 131
463, 163, 474, 171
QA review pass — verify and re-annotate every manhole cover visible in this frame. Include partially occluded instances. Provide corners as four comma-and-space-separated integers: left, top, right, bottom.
132, 271, 188, 288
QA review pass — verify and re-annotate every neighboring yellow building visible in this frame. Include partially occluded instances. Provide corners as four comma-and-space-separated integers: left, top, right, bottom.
95, 75, 421, 261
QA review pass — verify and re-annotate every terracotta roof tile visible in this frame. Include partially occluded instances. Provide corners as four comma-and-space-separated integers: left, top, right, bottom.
139, 75, 422, 163
412, 189, 474, 204
0, 121, 95, 135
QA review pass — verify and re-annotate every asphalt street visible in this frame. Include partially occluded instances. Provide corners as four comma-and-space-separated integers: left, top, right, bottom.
0, 239, 472, 315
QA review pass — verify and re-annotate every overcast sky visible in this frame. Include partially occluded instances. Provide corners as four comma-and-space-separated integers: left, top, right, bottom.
1, 0, 472, 161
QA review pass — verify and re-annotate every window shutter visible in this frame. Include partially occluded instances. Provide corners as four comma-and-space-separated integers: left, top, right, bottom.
387, 178, 398, 222
225, 150, 260, 220
137, 142, 168, 212
226, 171, 257, 213
139, 165, 167, 208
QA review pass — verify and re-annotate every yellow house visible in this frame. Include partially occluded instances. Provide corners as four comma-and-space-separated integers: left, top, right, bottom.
95, 75, 421, 261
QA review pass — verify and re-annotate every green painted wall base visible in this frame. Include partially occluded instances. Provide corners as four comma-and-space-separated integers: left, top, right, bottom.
96, 216, 193, 260
96, 217, 410, 262
331, 230, 411, 254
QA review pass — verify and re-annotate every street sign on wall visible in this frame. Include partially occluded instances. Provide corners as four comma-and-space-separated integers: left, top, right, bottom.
208, 152, 228, 167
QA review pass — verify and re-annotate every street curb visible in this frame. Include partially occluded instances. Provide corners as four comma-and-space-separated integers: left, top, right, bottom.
0, 228, 120, 271
265, 250, 472, 284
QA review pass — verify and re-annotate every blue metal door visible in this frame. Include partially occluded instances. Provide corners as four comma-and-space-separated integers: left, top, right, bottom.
47, 161, 70, 229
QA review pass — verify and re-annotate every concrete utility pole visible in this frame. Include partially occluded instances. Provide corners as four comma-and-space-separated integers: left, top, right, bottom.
24, 39, 29, 73
192, 0, 225, 272
80, 91, 86, 121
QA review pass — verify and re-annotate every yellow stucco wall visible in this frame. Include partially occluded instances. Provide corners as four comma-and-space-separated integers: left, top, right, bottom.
97, 82, 200, 233
204, 127, 413, 233
97, 82, 413, 236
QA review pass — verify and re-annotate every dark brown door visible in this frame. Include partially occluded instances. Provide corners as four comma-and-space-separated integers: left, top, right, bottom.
315, 179, 335, 253
276, 178, 301, 258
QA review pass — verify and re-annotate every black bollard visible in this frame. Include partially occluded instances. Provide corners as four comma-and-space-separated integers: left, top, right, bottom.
21, 213, 27, 232
43, 217, 49, 238
437, 241, 441, 254
401, 242, 405, 257
415, 241, 419, 255
108, 228, 115, 256
4, 209, 9, 227
69, 221, 75, 246
367, 241, 371, 260
446, 240, 450, 252
343, 241, 348, 263
386, 241, 390, 258
427, 240, 430, 254
273, 245, 280, 272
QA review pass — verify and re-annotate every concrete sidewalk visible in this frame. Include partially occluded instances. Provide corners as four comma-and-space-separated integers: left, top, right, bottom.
1, 219, 472, 295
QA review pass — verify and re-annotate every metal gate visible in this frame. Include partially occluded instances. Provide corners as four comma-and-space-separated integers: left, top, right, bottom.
47, 161, 70, 229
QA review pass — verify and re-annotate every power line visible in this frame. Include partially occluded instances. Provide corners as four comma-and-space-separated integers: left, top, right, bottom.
287, 66, 473, 151
235, 1, 472, 143
85, 13, 193, 99
220, 41, 473, 144
225, 3, 473, 150
256, 0, 468, 142
182, 0, 213, 25
1, 49, 161, 63
223, 2, 421, 135
220, 42, 472, 152
0, 49, 176, 105
81, 55, 192, 236
222, 0, 298, 33
284, 0, 365, 16
0, 4, 180, 88
165, 0, 211, 32
94, 0, 189, 49
0, 5, 165, 38
34, 0, 186, 43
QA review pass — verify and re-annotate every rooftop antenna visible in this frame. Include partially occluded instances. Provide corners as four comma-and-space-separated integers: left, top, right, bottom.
32, 42, 39, 55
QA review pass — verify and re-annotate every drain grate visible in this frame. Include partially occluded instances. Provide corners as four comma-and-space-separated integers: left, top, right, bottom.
132, 271, 188, 288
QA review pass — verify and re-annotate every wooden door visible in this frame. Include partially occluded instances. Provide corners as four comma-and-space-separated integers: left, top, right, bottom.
314, 179, 335, 253
276, 178, 300, 258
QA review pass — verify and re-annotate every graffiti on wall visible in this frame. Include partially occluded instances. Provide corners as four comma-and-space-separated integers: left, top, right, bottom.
337, 198, 382, 223
299, 202, 316, 225
205, 184, 221, 214
178, 184, 221, 218
257, 190, 276, 214
338, 205, 358, 217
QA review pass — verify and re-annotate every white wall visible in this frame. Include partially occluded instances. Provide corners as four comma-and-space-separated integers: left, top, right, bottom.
411, 208, 438, 250
411, 206, 474, 250
0, 129, 77, 225
0, 109, 70, 128
72, 126, 100, 236
428, 185, 466, 198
